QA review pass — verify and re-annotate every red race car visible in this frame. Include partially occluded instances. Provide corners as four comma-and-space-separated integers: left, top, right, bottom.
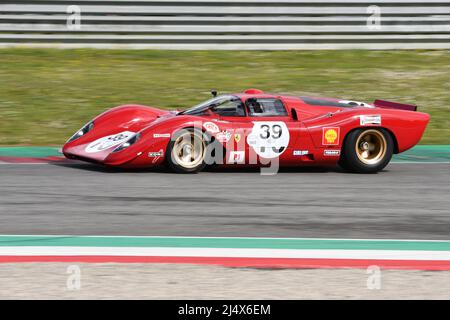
63, 89, 429, 173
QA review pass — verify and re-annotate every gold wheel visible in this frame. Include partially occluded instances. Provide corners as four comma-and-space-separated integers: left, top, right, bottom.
355, 129, 387, 165
171, 130, 205, 169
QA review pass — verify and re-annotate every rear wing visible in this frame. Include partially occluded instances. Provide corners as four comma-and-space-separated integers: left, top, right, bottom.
373, 99, 417, 112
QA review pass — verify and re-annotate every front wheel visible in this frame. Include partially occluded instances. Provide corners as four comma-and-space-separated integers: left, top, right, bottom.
339, 128, 394, 173
166, 128, 208, 173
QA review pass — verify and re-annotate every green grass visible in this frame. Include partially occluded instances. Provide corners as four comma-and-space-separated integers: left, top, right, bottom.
0, 49, 449, 145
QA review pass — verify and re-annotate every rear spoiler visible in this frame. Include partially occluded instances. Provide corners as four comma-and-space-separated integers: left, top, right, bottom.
373, 99, 417, 112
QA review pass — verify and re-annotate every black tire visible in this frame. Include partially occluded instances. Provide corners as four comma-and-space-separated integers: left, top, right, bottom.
166, 128, 208, 173
339, 128, 394, 173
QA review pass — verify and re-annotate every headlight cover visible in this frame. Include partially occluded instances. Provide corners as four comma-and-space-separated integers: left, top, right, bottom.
67, 122, 94, 143
113, 133, 141, 153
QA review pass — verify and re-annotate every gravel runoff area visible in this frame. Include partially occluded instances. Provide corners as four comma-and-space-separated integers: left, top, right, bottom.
0, 263, 449, 300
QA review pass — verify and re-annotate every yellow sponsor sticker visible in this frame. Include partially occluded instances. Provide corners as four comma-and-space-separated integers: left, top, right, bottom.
322, 127, 340, 145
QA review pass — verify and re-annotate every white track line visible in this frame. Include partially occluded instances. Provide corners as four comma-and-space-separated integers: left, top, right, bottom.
1, 247, 450, 261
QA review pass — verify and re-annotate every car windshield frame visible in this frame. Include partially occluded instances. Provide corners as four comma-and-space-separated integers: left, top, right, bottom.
178, 95, 245, 116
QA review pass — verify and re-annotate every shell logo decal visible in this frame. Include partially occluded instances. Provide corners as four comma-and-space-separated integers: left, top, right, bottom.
322, 127, 340, 145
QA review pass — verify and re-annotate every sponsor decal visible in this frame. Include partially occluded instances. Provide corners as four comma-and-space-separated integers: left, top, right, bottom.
324, 149, 341, 156
246, 121, 290, 159
234, 133, 241, 143
149, 149, 164, 163
360, 115, 382, 126
148, 151, 164, 157
228, 151, 245, 164
322, 127, 340, 146
85, 131, 135, 153
293, 150, 309, 156
203, 122, 220, 134
215, 131, 232, 143
153, 133, 171, 138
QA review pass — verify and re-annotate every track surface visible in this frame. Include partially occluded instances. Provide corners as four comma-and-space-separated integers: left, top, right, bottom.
3, 263, 450, 299
0, 163, 449, 239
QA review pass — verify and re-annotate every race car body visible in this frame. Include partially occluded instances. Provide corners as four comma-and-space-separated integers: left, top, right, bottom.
63, 89, 430, 173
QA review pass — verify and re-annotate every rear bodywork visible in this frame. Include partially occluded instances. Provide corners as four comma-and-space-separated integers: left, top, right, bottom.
63, 90, 430, 168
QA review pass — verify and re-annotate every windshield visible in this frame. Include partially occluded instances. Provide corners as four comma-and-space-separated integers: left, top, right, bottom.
179, 95, 243, 116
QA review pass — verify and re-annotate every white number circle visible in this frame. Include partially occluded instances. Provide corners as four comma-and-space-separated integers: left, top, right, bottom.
85, 131, 135, 153
246, 121, 290, 159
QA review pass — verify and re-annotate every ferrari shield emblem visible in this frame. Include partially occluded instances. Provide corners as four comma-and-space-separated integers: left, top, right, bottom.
234, 134, 241, 143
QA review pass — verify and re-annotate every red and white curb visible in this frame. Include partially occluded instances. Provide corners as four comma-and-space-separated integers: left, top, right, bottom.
1, 248, 450, 270
1, 236, 450, 270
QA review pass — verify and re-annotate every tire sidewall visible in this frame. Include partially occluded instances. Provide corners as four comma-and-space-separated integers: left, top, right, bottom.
166, 128, 209, 173
341, 128, 394, 173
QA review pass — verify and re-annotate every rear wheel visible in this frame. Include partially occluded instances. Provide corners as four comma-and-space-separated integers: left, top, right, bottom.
339, 128, 393, 173
166, 128, 207, 173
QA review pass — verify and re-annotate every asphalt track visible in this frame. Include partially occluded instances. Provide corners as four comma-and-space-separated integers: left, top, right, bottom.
0, 162, 449, 240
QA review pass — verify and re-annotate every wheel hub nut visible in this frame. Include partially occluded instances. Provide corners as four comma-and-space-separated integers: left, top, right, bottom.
361, 142, 370, 150
183, 145, 192, 154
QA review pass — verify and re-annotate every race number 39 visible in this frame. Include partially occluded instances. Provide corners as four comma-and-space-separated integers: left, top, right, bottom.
247, 121, 290, 159
259, 124, 283, 139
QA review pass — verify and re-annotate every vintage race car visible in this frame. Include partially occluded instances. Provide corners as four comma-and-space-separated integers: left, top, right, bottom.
63, 89, 429, 173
